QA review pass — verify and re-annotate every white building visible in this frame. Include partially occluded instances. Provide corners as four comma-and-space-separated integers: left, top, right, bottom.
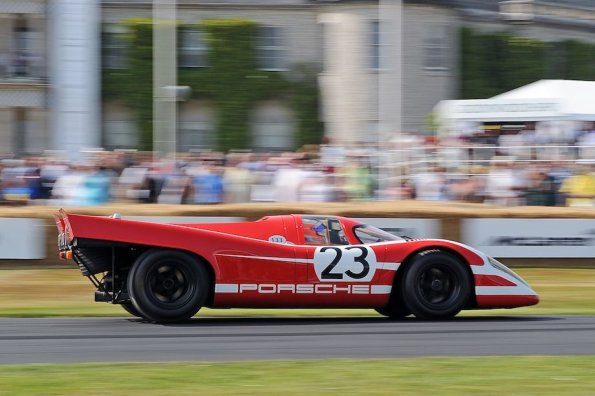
2, 0, 595, 156
0, 0, 49, 155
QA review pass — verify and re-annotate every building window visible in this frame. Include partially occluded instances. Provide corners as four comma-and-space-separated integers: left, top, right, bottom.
179, 122, 214, 151
104, 120, 137, 148
102, 25, 128, 69
423, 26, 448, 71
370, 21, 381, 70
13, 108, 26, 155
179, 28, 208, 68
178, 101, 215, 151
13, 17, 31, 77
258, 26, 287, 71
251, 102, 294, 151
103, 103, 137, 149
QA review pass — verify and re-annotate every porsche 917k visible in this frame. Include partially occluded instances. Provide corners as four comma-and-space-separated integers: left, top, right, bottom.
55, 210, 538, 323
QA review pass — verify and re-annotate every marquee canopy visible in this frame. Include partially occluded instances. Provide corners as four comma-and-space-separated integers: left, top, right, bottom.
437, 80, 595, 133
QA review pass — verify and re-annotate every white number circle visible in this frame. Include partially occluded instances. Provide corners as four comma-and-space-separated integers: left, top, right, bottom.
313, 246, 377, 282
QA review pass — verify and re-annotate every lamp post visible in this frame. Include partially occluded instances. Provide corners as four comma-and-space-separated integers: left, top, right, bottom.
153, 0, 177, 162
162, 85, 191, 153
377, 0, 402, 200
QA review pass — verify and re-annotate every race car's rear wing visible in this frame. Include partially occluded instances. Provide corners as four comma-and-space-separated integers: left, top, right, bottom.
54, 208, 74, 259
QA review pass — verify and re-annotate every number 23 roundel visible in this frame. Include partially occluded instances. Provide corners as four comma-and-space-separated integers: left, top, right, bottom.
313, 246, 377, 282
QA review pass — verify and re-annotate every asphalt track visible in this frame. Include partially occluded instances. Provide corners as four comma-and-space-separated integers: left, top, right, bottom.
1, 315, 594, 364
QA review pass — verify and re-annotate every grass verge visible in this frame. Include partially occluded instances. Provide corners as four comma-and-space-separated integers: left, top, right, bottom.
0, 268, 594, 317
1, 357, 595, 395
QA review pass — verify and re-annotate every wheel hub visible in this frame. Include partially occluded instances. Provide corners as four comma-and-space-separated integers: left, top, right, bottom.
148, 264, 190, 304
431, 279, 443, 291
163, 278, 175, 290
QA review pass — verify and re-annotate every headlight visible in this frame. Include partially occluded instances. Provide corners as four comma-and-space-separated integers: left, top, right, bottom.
488, 257, 530, 287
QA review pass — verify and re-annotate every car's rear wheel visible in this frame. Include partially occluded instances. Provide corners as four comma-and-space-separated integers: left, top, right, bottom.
121, 302, 142, 317
402, 249, 471, 320
128, 249, 209, 323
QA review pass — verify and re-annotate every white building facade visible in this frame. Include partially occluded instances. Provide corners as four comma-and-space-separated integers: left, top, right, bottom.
0, 0, 49, 155
2, 0, 595, 156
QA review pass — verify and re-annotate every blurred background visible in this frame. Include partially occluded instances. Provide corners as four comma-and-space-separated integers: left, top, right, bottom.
0, 0, 594, 208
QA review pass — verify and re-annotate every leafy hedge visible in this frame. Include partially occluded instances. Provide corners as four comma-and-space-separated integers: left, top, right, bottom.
460, 27, 595, 99
103, 19, 322, 151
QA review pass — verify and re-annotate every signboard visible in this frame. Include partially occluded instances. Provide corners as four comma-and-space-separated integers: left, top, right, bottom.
448, 98, 562, 122
462, 219, 595, 258
0, 218, 45, 259
354, 218, 440, 239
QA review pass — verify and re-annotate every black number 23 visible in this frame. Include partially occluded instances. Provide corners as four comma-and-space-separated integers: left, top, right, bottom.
320, 246, 370, 280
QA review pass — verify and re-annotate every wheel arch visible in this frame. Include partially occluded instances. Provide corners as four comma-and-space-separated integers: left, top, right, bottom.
72, 238, 218, 305
130, 246, 217, 307
395, 246, 477, 308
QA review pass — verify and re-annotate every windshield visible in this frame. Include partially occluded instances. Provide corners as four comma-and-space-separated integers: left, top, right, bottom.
353, 224, 404, 244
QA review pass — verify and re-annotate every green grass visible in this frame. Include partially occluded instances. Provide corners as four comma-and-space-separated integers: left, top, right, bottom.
0, 268, 594, 317
1, 357, 595, 395
1, 269, 594, 395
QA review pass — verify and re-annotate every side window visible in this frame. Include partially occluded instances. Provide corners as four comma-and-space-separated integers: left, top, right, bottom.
302, 216, 330, 245
353, 224, 403, 244
328, 219, 349, 245
302, 216, 349, 245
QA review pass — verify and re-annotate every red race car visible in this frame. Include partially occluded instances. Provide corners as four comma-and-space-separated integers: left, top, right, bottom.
55, 210, 538, 323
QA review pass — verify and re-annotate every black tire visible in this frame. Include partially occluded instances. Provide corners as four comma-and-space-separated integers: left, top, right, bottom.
375, 279, 411, 319
375, 304, 410, 319
128, 249, 209, 323
401, 250, 471, 320
121, 302, 142, 318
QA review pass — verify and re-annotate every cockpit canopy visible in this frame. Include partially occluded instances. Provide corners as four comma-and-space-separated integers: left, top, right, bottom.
301, 215, 404, 245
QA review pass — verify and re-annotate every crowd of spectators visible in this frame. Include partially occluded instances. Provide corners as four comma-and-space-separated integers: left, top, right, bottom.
1, 124, 594, 208
0, 149, 368, 206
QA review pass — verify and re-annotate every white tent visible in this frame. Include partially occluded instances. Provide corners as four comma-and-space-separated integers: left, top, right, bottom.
437, 80, 595, 134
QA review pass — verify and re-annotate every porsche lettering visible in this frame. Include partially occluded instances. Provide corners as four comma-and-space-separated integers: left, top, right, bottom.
237, 283, 374, 294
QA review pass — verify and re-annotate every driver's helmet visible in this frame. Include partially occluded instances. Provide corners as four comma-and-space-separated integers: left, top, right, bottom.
312, 222, 327, 236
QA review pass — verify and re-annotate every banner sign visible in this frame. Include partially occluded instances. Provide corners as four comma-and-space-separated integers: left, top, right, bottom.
0, 218, 45, 259
462, 219, 595, 258
449, 99, 561, 121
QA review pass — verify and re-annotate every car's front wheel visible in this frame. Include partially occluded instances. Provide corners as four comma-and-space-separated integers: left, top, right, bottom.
128, 249, 209, 323
375, 304, 410, 319
401, 249, 472, 320
375, 279, 411, 319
